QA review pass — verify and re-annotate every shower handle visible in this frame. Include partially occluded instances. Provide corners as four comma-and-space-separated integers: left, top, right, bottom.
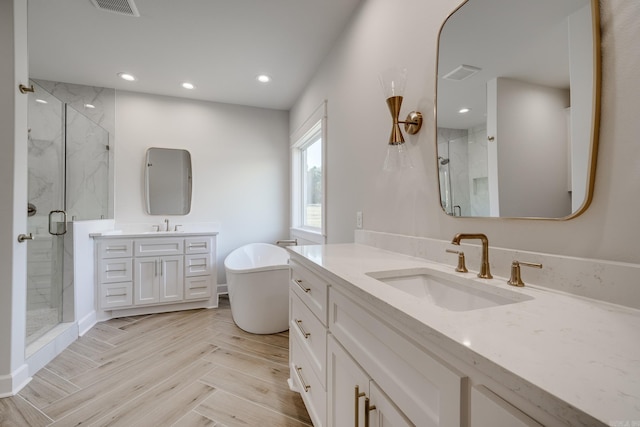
17, 233, 34, 243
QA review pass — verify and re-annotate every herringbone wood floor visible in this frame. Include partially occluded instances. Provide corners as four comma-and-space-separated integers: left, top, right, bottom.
0, 296, 311, 426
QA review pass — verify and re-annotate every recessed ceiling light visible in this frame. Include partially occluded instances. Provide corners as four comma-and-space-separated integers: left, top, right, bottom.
84, 103, 96, 109
256, 74, 271, 83
182, 82, 195, 90
458, 108, 471, 114
118, 72, 136, 81
35, 99, 48, 104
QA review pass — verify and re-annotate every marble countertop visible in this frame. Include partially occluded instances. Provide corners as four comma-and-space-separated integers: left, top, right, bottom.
90, 230, 219, 238
288, 243, 640, 425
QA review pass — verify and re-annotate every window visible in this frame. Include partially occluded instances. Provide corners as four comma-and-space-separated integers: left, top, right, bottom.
291, 102, 326, 243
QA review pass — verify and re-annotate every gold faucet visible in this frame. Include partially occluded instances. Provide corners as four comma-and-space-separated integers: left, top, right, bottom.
451, 233, 492, 279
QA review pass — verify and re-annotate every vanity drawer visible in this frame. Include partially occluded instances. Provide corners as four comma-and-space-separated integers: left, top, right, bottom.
134, 238, 183, 257
98, 239, 133, 259
329, 287, 465, 426
185, 276, 212, 300
98, 258, 133, 283
185, 253, 213, 277
291, 334, 327, 427
290, 260, 329, 325
290, 290, 327, 388
99, 282, 133, 309
185, 237, 214, 254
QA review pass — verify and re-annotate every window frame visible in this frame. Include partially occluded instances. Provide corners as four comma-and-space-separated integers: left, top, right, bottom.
290, 101, 327, 244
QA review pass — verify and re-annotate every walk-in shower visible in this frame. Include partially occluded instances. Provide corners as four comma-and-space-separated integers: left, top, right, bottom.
26, 80, 110, 347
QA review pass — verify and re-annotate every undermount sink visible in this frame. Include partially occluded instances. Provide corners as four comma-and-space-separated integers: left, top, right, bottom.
141, 230, 184, 234
366, 269, 533, 312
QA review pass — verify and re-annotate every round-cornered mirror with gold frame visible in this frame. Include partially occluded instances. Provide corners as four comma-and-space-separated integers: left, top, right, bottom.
435, 0, 601, 219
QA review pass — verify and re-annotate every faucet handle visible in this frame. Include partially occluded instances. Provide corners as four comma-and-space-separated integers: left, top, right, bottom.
507, 260, 542, 287
174, 225, 182, 232
152, 225, 161, 232
446, 249, 468, 273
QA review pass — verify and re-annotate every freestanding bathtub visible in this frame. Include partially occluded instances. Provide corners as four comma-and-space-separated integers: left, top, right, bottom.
224, 243, 290, 334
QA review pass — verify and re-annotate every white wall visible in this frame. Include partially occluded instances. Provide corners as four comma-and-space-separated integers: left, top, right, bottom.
0, 0, 30, 396
114, 91, 289, 283
290, 0, 640, 265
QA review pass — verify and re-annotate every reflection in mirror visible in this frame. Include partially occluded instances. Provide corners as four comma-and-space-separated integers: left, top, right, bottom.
145, 148, 192, 215
436, 0, 599, 218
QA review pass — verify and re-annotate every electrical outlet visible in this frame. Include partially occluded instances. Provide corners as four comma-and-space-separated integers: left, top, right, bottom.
356, 211, 363, 229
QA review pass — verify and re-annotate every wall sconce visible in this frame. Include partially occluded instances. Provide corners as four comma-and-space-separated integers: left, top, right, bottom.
379, 67, 423, 171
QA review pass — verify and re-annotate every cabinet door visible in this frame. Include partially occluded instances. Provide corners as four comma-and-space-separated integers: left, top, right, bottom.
158, 255, 184, 302
134, 258, 159, 305
369, 382, 413, 427
328, 336, 370, 427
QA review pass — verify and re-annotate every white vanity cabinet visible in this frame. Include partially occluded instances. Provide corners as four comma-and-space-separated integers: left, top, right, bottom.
94, 233, 216, 314
289, 259, 329, 427
290, 258, 465, 427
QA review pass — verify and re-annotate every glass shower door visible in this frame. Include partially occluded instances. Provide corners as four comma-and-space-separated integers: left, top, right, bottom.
26, 81, 66, 346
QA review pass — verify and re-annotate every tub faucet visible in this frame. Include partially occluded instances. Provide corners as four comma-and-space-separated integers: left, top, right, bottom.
451, 233, 492, 279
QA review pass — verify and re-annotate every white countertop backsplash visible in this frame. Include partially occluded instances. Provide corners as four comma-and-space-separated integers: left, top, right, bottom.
289, 238, 640, 425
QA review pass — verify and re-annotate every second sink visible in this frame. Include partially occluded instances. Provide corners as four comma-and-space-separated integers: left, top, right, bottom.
366, 269, 533, 312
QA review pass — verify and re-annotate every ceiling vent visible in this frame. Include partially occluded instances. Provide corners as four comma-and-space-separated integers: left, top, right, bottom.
90, 0, 140, 17
443, 64, 481, 81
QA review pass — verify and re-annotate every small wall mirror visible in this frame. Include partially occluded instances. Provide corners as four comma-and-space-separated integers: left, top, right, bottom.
145, 148, 192, 215
436, 0, 600, 219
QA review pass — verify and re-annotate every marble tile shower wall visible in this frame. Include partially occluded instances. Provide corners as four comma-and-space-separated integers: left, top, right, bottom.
66, 107, 109, 220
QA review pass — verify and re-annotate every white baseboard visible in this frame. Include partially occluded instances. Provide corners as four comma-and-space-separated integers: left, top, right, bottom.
0, 364, 30, 398
78, 311, 97, 336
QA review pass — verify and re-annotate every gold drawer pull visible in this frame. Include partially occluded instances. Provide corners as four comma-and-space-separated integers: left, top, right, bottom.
295, 366, 310, 392
294, 279, 311, 293
364, 397, 376, 427
355, 385, 366, 427
295, 319, 310, 338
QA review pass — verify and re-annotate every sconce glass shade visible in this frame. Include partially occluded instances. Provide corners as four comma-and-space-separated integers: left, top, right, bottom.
379, 66, 407, 98
384, 143, 413, 172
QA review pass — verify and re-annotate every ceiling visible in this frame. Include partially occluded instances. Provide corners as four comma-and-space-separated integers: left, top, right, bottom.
28, 0, 363, 110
